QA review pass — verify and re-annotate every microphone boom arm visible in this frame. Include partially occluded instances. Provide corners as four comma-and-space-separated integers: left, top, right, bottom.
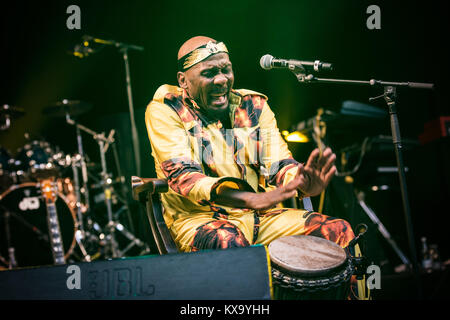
291, 70, 434, 89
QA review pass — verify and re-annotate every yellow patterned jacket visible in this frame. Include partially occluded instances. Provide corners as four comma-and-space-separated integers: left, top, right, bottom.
145, 84, 300, 228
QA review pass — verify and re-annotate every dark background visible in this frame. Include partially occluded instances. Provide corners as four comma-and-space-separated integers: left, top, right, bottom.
1, 0, 449, 275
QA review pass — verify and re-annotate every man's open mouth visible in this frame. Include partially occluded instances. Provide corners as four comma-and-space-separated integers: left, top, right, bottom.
210, 92, 228, 106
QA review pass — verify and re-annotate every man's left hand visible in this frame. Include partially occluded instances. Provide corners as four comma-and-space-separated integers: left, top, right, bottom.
288, 147, 337, 197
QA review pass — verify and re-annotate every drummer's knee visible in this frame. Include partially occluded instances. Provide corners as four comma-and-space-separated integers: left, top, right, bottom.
190, 220, 250, 251
331, 218, 355, 246
304, 213, 355, 248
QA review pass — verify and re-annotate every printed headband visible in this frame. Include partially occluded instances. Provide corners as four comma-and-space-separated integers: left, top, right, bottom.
177, 41, 228, 71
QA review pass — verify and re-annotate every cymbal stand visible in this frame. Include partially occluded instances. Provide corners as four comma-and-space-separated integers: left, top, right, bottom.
70, 154, 84, 232
70, 154, 92, 262
76, 125, 91, 214
66, 115, 92, 209
66, 115, 95, 261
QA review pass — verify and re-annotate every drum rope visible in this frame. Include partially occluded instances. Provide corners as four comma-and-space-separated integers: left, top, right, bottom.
272, 261, 354, 293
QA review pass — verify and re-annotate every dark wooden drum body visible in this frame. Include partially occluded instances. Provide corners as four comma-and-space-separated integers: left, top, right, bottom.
268, 235, 353, 300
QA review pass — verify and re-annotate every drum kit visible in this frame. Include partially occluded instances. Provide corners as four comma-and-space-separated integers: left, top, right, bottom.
0, 102, 149, 269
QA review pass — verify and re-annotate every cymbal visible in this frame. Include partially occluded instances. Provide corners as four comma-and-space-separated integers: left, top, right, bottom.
42, 100, 92, 117
1, 104, 25, 118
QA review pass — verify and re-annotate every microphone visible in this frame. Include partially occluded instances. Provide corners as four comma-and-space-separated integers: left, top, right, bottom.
260, 54, 333, 72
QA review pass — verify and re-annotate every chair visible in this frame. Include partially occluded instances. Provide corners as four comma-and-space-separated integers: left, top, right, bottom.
131, 176, 178, 254
132, 176, 314, 255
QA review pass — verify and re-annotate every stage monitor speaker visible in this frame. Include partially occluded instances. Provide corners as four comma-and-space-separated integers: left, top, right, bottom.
0, 245, 272, 300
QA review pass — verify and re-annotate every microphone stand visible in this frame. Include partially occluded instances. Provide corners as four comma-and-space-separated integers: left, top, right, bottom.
82, 35, 143, 177
121, 46, 142, 177
291, 67, 434, 299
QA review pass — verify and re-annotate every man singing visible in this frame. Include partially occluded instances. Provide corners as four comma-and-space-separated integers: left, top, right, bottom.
145, 36, 355, 253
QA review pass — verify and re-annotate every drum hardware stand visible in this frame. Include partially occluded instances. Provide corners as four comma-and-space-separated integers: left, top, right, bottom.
355, 190, 411, 268
87, 172, 133, 224
1, 184, 67, 266
0, 205, 50, 244
70, 154, 95, 262
1, 208, 17, 268
70, 154, 84, 233
76, 126, 91, 215
111, 139, 135, 234
65, 114, 97, 262
95, 131, 149, 258
66, 114, 91, 213
336, 139, 412, 268
65, 114, 148, 259
96, 131, 119, 258
290, 65, 434, 299
90, 138, 137, 235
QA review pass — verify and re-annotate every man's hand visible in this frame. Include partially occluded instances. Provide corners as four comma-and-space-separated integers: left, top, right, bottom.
213, 147, 336, 211
245, 180, 300, 211
247, 147, 336, 209
294, 147, 337, 197
214, 184, 299, 211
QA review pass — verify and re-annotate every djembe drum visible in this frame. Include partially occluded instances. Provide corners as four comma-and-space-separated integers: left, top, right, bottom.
268, 235, 354, 300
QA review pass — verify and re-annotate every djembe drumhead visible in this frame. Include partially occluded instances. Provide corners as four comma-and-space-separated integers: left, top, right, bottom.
268, 235, 353, 300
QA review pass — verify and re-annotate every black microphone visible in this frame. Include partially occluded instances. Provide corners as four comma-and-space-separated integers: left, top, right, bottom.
260, 54, 333, 72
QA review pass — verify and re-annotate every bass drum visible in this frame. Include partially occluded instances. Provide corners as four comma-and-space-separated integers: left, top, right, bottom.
0, 183, 77, 267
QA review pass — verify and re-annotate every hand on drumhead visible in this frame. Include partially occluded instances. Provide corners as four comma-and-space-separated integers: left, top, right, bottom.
288, 147, 337, 197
